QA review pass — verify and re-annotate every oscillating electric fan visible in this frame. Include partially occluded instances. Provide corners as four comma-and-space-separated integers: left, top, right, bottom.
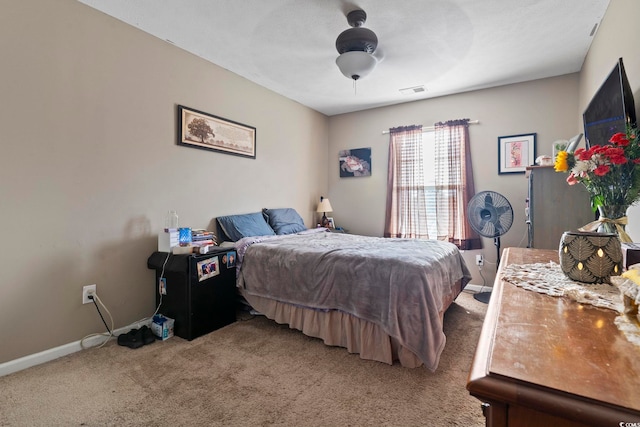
467, 191, 514, 303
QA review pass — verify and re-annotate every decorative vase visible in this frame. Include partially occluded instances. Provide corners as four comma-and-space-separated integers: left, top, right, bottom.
596, 205, 629, 236
559, 231, 623, 284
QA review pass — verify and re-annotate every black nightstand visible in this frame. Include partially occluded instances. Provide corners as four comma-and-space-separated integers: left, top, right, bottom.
147, 248, 237, 340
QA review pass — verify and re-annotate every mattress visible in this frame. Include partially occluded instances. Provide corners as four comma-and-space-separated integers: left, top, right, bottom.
235, 230, 472, 370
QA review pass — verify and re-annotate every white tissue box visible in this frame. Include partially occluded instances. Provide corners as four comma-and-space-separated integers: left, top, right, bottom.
151, 314, 174, 341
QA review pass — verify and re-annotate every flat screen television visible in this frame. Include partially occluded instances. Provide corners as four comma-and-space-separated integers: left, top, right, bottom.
583, 57, 636, 148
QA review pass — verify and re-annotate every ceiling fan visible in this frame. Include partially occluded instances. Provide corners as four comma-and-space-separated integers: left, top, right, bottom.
335, 9, 381, 81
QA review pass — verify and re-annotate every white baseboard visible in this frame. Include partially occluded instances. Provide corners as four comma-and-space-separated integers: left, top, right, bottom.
0, 319, 151, 377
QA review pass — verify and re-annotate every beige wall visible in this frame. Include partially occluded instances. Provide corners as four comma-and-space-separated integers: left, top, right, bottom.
580, 0, 640, 238
328, 74, 581, 286
0, 0, 328, 363
3, 0, 637, 365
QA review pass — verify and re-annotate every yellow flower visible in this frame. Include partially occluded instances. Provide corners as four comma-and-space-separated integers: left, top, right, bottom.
622, 268, 640, 288
554, 151, 569, 172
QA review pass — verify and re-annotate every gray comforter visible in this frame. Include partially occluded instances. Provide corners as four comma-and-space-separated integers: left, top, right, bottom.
236, 230, 471, 371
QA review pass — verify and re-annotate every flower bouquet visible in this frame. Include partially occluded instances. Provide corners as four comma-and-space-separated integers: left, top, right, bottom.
554, 125, 640, 242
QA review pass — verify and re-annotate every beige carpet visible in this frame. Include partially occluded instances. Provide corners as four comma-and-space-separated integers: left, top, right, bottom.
0, 290, 487, 427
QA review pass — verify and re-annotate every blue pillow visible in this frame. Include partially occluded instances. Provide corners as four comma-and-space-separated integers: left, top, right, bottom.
262, 208, 307, 235
216, 212, 276, 242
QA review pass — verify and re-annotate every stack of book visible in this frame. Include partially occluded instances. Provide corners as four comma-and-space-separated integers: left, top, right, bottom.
159, 228, 219, 254
191, 229, 216, 245
190, 229, 218, 254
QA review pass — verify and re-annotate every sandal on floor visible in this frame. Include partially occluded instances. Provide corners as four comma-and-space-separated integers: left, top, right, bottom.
139, 325, 156, 345
117, 328, 145, 349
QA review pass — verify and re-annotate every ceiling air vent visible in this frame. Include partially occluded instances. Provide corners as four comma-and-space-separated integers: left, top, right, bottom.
399, 86, 426, 95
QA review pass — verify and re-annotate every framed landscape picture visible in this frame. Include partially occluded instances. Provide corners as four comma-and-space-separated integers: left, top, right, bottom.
178, 105, 256, 159
498, 133, 536, 174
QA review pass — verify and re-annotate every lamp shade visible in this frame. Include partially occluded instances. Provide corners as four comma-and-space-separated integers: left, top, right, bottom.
317, 198, 333, 213
336, 51, 377, 80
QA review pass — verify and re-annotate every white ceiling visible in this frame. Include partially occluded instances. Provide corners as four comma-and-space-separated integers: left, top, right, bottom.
78, 0, 610, 116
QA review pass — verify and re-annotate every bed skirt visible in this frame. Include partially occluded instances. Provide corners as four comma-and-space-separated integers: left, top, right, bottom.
240, 279, 463, 369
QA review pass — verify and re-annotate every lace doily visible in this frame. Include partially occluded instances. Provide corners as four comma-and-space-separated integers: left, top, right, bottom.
501, 262, 640, 347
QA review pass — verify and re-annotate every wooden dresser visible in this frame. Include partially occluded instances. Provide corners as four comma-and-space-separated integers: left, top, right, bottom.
467, 247, 640, 427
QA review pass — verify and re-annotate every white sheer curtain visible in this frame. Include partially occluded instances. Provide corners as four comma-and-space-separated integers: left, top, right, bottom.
384, 120, 482, 249
384, 125, 429, 238
434, 119, 482, 249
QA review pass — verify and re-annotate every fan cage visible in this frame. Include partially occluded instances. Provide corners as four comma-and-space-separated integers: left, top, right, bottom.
467, 191, 514, 238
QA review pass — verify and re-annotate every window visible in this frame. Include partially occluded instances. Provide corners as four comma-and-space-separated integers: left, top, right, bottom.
384, 120, 481, 250
422, 131, 439, 237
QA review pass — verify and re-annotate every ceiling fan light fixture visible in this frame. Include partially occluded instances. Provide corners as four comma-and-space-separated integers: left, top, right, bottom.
335, 27, 378, 54
335, 9, 379, 82
336, 51, 378, 80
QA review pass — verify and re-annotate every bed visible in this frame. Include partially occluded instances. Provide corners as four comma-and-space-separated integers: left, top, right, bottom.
217, 208, 472, 371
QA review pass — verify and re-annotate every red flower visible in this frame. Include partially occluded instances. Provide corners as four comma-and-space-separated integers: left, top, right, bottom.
556, 126, 640, 211
609, 132, 630, 146
593, 164, 610, 176
603, 146, 627, 164
609, 153, 628, 164
604, 146, 624, 156
575, 147, 590, 161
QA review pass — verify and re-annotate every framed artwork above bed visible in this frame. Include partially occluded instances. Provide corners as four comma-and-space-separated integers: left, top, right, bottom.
177, 105, 256, 159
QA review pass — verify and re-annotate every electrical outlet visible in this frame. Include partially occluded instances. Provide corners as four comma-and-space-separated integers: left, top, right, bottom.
476, 255, 484, 266
82, 284, 96, 304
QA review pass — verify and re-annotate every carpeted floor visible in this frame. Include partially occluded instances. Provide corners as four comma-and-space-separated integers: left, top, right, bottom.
0, 290, 487, 427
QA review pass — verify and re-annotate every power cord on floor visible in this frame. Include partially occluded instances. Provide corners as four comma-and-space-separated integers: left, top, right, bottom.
463, 263, 488, 295
474, 265, 488, 294
82, 251, 171, 349
92, 295, 112, 335
80, 292, 114, 349
476, 227, 528, 273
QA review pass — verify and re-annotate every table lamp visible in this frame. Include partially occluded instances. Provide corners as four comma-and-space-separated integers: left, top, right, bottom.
317, 196, 333, 227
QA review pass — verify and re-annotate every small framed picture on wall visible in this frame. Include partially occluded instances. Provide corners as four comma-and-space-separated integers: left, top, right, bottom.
339, 147, 371, 177
498, 133, 536, 174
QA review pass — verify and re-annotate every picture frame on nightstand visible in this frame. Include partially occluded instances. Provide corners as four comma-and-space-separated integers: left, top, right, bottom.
327, 217, 335, 229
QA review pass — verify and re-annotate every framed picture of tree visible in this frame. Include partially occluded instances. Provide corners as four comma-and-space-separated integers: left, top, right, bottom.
177, 105, 256, 159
